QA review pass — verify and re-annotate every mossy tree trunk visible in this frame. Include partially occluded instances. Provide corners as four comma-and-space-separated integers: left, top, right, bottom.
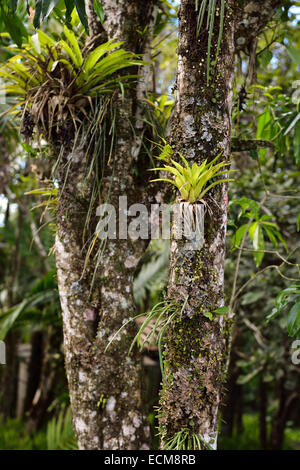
55, 0, 157, 450
158, 0, 235, 449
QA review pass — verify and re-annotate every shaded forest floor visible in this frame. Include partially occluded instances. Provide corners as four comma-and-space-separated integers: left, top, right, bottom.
219, 414, 300, 450
1, 414, 300, 450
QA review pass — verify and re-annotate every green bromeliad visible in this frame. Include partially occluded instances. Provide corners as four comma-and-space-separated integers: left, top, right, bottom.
150, 147, 235, 203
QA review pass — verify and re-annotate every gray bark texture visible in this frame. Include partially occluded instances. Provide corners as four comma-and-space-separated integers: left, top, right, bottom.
158, 0, 235, 449
55, 0, 285, 451
55, 0, 157, 450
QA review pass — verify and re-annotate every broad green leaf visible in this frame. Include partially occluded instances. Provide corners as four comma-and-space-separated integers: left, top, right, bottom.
263, 225, 278, 247
286, 45, 300, 68
203, 311, 213, 321
2, 11, 28, 47
93, 0, 104, 23
64, 0, 75, 26
0, 299, 28, 341
37, 30, 56, 47
256, 108, 271, 140
64, 25, 83, 66
260, 49, 273, 69
248, 221, 258, 241
59, 39, 80, 67
84, 40, 124, 73
213, 306, 230, 314
231, 223, 248, 249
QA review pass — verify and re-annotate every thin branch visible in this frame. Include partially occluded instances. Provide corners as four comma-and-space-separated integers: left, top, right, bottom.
234, 245, 300, 267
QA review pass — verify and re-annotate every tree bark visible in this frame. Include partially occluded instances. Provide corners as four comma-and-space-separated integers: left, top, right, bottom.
234, 0, 283, 52
158, 0, 235, 449
259, 374, 267, 449
55, 0, 157, 450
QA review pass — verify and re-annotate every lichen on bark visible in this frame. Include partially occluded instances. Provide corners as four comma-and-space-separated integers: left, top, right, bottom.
55, 0, 158, 450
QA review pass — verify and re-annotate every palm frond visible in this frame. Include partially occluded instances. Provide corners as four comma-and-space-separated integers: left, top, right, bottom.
133, 241, 170, 308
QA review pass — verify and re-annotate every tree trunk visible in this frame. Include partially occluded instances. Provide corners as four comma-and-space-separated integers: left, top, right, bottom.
221, 342, 243, 438
55, 0, 157, 449
0, 332, 18, 420
158, 0, 235, 449
269, 378, 298, 450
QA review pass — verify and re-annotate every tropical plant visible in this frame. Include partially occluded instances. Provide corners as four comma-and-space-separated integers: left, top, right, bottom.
46, 406, 78, 450
0, 0, 90, 42
195, 0, 226, 83
0, 27, 144, 141
230, 196, 287, 267
267, 284, 300, 338
161, 427, 213, 450
133, 240, 170, 309
0, 418, 46, 450
150, 148, 235, 203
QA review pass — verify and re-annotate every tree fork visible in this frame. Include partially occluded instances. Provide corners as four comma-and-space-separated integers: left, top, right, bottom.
56, 0, 158, 450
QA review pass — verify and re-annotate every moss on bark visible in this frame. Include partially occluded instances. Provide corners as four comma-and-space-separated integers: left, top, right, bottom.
158, 0, 235, 449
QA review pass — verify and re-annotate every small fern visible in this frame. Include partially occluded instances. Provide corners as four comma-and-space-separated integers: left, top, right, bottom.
46, 406, 78, 450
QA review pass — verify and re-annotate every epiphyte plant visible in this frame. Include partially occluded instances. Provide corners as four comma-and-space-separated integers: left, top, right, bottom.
0, 27, 144, 141
150, 146, 235, 204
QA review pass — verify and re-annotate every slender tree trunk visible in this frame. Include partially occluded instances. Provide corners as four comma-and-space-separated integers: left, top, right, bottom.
158, 0, 235, 449
23, 331, 43, 418
259, 374, 267, 449
55, 0, 157, 449
1, 205, 24, 419
221, 344, 243, 438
